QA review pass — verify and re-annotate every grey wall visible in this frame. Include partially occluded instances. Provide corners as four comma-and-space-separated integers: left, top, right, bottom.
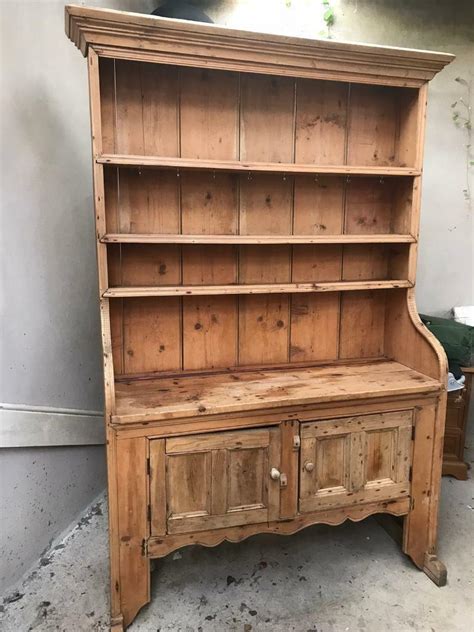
0, 0, 472, 596
0, 446, 106, 590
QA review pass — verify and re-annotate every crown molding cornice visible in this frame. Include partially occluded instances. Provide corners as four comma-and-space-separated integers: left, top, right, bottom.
65, 6, 454, 87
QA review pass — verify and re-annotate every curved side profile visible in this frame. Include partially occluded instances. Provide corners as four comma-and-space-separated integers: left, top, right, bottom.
386, 288, 448, 581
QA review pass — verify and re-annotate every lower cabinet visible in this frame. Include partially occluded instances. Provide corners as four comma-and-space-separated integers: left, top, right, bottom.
149, 428, 282, 535
299, 411, 413, 512
149, 410, 414, 535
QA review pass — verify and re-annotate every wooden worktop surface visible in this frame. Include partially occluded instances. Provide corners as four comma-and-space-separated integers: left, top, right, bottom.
113, 360, 441, 424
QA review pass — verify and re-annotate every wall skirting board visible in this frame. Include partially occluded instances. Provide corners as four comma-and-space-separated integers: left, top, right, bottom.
0, 404, 105, 447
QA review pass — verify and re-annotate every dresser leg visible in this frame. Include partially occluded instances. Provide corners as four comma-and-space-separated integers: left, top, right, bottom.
423, 553, 447, 586
118, 544, 150, 628
110, 614, 124, 631
403, 399, 448, 585
112, 436, 151, 629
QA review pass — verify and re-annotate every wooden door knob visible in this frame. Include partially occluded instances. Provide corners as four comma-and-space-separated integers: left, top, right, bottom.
270, 467, 281, 480
304, 461, 315, 472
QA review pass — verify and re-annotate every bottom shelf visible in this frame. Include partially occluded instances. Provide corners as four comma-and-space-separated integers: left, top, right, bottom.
113, 360, 441, 424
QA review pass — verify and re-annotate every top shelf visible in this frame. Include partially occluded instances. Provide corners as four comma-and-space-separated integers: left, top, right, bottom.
97, 154, 421, 177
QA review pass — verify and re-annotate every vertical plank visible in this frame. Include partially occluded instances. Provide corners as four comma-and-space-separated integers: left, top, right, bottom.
292, 244, 342, 282
105, 426, 121, 628
290, 293, 340, 362
396, 424, 413, 483
397, 88, 420, 168
403, 403, 437, 567
141, 63, 179, 156
405, 85, 428, 281
299, 437, 316, 499
339, 291, 386, 359
166, 452, 212, 518
150, 439, 166, 535
182, 245, 237, 285
181, 172, 238, 234
117, 170, 145, 233
211, 449, 228, 515
342, 245, 389, 281
114, 60, 144, 155
87, 49, 109, 292
295, 79, 348, 164
240, 245, 291, 283
110, 299, 124, 375
366, 429, 394, 482
239, 295, 289, 365
118, 170, 180, 234
99, 57, 116, 154
388, 245, 409, 280
344, 178, 394, 235
293, 176, 344, 235
268, 427, 282, 522
291, 172, 342, 363
180, 68, 239, 160
240, 175, 293, 235
181, 180, 238, 371
183, 296, 238, 370
315, 436, 347, 490
104, 168, 119, 234
239, 173, 292, 365
228, 448, 265, 508
88, 61, 119, 629
347, 84, 397, 166
113, 244, 181, 287
349, 432, 366, 492
116, 437, 150, 628
293, 173, 343, 358
279, 420, 299, 519
123, 297, 181, 374
392, 178, 413, 235
427, 394, 447, 555
240, 74, 294, 162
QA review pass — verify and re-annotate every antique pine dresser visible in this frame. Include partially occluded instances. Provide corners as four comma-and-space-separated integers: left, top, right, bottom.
66, 6, 454, 629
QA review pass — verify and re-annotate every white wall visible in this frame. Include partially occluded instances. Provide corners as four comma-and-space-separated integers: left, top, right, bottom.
1, 0, 472, 595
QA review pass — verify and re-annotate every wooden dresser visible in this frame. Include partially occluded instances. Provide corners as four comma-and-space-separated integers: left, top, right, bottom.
65, 7, 454, 630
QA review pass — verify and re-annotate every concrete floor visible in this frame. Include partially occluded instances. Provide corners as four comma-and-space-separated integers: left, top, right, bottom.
1, 474, 473, 632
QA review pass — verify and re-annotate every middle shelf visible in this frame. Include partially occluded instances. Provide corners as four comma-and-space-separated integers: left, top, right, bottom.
101, 234, 416, 245
103, 280, 413, 298
97, 154, 421, 177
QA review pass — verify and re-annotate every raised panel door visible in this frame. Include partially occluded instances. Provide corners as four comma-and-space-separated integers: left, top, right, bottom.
150, 427, 282, 535
299, 411, 413, 513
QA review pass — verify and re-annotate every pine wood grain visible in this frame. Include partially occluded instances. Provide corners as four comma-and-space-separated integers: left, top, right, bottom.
69, 13, 453, 627
98, 154, 421, 176
112, 361, 440, 424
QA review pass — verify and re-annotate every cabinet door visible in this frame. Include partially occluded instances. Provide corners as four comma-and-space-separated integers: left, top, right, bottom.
150, 428, 282, 535
299, 411, 413, 513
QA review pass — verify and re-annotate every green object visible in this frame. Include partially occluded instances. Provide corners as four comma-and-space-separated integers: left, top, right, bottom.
420, 314, 473, 375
